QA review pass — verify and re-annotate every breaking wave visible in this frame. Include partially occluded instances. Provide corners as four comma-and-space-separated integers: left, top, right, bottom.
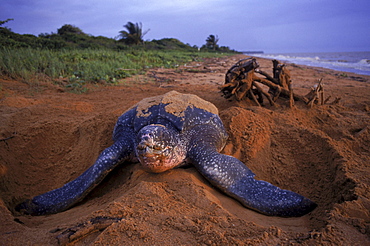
250, 52, 370, 76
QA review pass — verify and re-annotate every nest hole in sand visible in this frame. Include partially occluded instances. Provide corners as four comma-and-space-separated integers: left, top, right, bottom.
219, 106, 357, 228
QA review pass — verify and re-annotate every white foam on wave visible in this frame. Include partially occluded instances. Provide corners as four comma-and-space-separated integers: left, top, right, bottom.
358, 59, 370, 65
251, 52, 370, 76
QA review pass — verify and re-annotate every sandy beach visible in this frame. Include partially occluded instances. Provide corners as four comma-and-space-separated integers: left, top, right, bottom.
0, 54, 369, 245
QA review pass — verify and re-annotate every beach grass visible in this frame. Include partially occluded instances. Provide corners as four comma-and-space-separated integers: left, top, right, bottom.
0, 48, 229, 91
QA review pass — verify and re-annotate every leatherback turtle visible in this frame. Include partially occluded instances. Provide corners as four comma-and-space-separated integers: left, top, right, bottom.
16, 91, 316, 217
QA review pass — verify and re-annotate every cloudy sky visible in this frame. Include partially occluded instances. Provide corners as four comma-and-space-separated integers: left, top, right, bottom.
1, 0, 369, 53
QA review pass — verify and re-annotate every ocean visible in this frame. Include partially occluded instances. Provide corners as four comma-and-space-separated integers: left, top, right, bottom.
246, 51, 370, 76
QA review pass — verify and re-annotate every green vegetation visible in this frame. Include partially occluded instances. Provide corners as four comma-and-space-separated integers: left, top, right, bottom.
0, 48, 226, 81
0, 21, 238, 92
0, 22, 237, 52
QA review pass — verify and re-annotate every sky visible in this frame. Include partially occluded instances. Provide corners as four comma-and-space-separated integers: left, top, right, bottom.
1, 0, 370, 53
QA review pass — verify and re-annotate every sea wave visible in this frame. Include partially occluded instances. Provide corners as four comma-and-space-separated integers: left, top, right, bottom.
250, 52, 370, 76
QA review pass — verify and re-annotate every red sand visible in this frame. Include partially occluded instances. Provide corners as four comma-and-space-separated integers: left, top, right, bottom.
0, 55, 369, 245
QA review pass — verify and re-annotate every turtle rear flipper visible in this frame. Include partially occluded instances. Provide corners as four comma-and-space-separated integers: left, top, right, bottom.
16, 137, 134, 216
189, 142, 316, 217
226, 173, 317, 217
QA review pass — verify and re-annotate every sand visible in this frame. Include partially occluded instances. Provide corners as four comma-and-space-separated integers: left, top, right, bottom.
0, 54, 369, 245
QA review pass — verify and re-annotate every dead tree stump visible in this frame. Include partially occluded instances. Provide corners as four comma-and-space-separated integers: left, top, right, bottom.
220, 58, 305, 107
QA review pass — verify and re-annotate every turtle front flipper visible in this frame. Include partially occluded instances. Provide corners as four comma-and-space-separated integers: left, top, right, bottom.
16, 136, 135, 216
189, 145, 317, 217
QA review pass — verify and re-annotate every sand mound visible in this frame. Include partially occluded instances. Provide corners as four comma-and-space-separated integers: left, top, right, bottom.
0, 55, 369, 245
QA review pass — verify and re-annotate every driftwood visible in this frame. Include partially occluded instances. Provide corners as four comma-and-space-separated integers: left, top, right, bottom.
220, 58, 339, 107
272, 59, 294, 107
0, 136, 14, 142
304, 78, 341, 107
305, 78, 324, 108
0, 133, 16, 148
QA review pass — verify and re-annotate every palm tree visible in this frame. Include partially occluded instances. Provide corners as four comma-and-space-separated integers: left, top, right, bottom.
119, 22, 150, 45
206, 35, 219, 51
0, 18, 13, 27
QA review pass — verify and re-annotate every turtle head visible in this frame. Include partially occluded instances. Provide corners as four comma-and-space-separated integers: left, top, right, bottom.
135, 124, 185, 173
